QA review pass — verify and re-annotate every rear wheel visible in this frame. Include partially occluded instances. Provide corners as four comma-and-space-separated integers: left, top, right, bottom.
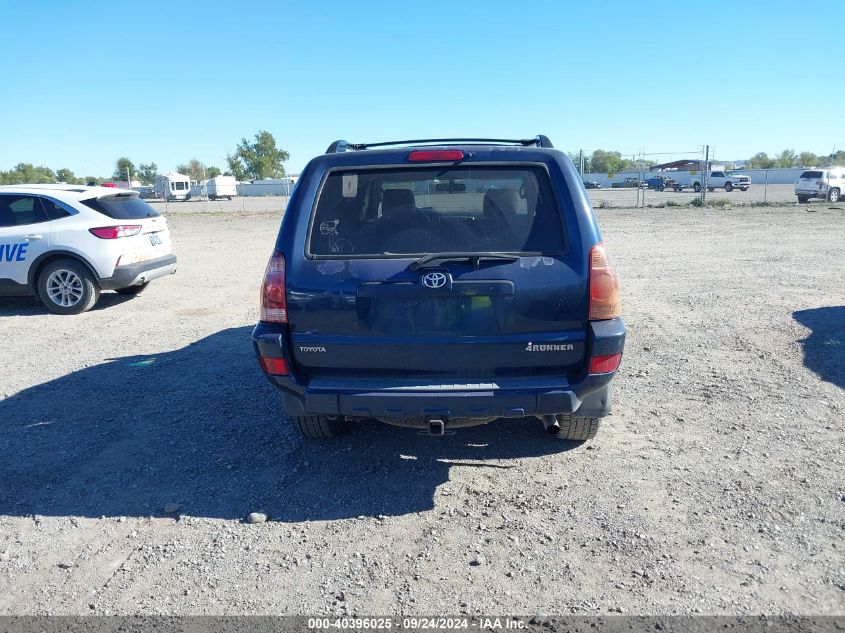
288, 415, 344, 439
37, 259, 99, 315
553, 415, 600, 441
725, 182, 733, 192
829, 188, 841, 203
693, 182, 701, 193
797, 194, 809, 203
115, 282, 149, 296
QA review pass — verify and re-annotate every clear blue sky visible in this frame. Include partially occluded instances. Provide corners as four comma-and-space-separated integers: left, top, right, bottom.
1, 0, 841, 177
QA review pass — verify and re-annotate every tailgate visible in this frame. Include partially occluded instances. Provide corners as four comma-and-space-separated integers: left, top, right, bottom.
285, 162, 589, 379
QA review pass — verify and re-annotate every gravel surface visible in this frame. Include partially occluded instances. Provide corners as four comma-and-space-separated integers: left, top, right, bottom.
0, 205, 843, 616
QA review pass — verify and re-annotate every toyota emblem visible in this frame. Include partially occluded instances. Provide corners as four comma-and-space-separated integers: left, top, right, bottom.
422, 272, 448, 289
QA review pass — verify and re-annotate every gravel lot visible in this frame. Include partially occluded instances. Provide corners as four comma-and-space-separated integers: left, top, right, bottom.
0, 204, 843, 616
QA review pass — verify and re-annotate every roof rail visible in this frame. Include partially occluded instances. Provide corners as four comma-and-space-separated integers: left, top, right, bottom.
325, 135, 554, 153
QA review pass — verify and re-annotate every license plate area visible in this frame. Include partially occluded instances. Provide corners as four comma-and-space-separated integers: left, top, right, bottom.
149, 233, 162, 246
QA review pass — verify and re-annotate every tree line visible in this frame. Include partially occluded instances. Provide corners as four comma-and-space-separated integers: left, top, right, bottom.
0, 130, 289, 186
4, 137, 843, 185
573, 148, 845, 174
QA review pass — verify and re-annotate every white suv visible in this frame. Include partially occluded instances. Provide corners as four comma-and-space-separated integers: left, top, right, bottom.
795, 167, 844, 203
0, 185, 176, 314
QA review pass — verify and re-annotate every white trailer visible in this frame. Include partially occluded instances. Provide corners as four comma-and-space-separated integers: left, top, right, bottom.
154, 172, 191, 201
205, 175, 237, 200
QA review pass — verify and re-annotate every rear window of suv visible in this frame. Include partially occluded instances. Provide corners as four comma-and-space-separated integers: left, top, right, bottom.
81, 193, 160, 219
308, 165, 566, 257
800, 171, 823, 179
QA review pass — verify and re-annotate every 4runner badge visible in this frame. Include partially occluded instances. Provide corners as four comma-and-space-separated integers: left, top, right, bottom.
525, 342, 574, 352
299, 345, 327, 353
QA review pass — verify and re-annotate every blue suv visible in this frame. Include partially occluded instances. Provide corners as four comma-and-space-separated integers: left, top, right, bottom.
252, 137, 625, 441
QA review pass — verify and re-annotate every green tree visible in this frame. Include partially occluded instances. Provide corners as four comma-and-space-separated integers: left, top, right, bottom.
137, 162, 158, 184
1, 163, 56, 184
228, 130, 289, 180
748, 152, 775, 169
56, 168, 82, 184
113, 157, 135, 181
225, 153, 248, 181
175, 159, 211, 181
775, 149, 797, 168
206, 166, 222, 179
589, 149, 627, 174
798, 152, 819, 167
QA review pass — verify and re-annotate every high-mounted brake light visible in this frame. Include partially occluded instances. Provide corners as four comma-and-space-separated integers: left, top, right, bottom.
260, 250, 287, 323
408, 150, 464, 162
589, 242, 622, 320
89, 225, 142, 239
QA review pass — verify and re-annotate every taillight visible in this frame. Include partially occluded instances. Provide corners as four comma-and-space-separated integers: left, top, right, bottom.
89, 225, 142, 239
260, 250, 287, 323
259, 356, 289, 375
408, 150, 464, 162
589, 353, 622, 374
589, 243, 621, 320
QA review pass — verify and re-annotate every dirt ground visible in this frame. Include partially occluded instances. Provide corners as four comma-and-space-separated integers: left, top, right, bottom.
0, 204, 843, 616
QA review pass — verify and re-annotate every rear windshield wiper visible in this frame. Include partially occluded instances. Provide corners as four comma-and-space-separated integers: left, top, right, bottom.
409, 252, 519, 271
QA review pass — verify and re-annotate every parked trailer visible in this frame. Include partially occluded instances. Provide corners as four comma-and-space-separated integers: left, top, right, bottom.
205, 176, 237, 200
154, 172, 191, 201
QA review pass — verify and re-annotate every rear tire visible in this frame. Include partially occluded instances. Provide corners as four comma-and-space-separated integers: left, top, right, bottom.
289, 415, 343, 439
693, 182, 701, 193
797, 194, 809, 203
554, 415, 600, 441
829, 188, 841, 203
37, 259, 99, 315
115, 282, 149, 296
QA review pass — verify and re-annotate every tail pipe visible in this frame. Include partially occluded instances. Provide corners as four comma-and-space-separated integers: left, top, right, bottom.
542, 415, 561, 435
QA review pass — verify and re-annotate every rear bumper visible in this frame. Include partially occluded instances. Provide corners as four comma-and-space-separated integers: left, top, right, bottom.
252, 319, 625, 420
99, 254, 177, 290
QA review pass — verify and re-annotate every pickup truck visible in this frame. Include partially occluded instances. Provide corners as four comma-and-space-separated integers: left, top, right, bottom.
707, 171, 750, 192
610, 177, 646, 188
645, 176, 678, 191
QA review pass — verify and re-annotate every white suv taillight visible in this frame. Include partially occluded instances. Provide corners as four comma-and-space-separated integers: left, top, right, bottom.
589, 243, 622, 320
260, 250, 287, 323
89, 225, 141, 239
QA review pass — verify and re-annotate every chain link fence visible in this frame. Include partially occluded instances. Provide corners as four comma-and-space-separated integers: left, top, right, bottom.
147, 165, 838, 215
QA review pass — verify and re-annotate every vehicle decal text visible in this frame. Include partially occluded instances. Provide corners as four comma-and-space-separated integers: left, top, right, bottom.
525, 342, 574, 352
0, 243, 28, 262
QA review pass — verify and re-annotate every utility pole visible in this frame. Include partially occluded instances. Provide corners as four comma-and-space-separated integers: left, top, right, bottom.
701, 145, 709, 205
126, 166, 131, 189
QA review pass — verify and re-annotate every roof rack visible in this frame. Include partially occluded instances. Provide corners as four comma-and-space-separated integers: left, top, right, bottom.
325, 135, 554, 154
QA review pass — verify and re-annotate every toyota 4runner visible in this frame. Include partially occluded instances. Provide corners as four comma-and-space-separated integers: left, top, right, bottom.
252, 136, 626, 441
